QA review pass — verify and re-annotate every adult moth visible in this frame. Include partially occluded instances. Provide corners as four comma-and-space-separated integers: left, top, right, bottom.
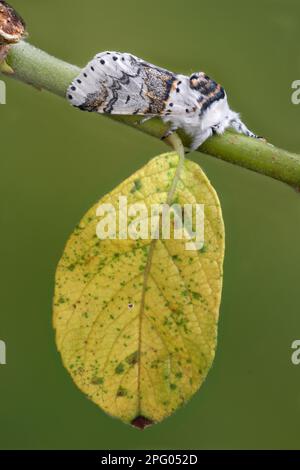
67, 51, 259, 150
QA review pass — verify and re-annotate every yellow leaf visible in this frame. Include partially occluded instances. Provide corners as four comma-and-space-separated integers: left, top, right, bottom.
53, 152, 225, 428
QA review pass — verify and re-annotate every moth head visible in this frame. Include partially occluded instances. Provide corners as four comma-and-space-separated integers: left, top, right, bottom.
189, 72, 218, 96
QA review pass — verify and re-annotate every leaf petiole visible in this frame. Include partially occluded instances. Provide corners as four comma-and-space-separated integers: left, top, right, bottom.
165, 133, 186, 204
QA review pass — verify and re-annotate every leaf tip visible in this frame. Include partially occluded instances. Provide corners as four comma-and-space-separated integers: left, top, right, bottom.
131, 415, 154, 430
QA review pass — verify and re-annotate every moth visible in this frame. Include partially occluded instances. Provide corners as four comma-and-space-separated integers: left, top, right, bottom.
67, 51, 259, 150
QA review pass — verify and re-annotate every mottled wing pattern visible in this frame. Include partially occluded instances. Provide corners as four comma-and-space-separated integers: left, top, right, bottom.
67, 51, 227, 121
67, 51, 178, 115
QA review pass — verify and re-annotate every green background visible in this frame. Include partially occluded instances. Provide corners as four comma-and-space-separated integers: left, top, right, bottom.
0, 0, 300, 450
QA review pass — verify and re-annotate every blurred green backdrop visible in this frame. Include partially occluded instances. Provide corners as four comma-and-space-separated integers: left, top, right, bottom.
0, 0, 300, 450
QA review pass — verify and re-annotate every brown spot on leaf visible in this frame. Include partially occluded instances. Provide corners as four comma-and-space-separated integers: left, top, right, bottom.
126, 351, 139, 366
131, 415, 154, 430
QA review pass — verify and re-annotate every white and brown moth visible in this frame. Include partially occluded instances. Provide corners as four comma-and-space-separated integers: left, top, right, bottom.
67, 51, 259, 150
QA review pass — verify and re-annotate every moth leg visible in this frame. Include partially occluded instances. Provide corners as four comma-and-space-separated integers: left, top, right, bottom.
229, 117, 263, 140
139, 116, 153, 125
189, 128, 214, 151
161, 125, 178, 141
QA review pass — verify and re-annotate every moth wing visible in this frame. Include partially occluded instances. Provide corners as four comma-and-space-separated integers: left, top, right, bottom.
67, 51, 198, 116
67, 52, 139, 113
